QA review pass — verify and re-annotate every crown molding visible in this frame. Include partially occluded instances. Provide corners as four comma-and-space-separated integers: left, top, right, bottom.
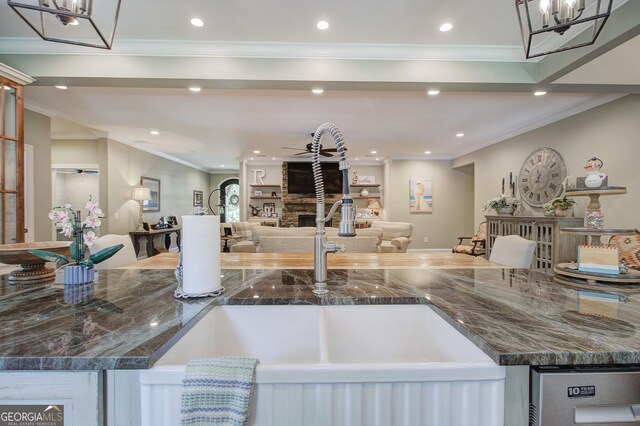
0, 62, 35, 85
453, 93, 625, 159
390, 155, 453, 161
24, 99, 59, 117
103, 133, 209, 173
0, 38, 526, 62
51, 131, 99, 140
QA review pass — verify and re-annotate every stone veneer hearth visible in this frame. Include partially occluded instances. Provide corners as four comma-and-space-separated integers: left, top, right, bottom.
281, 163, 341, 227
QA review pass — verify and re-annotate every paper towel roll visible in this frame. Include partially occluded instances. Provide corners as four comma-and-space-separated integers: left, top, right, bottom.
181, 215, 221, 295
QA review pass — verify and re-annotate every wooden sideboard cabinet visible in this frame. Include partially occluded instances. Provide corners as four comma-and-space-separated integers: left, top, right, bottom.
485, 215, 584, 270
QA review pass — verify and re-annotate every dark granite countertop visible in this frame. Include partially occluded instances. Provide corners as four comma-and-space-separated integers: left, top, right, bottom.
2, 267, 640, 370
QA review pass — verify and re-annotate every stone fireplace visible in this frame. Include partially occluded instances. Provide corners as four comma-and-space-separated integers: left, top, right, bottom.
281, 163, 341, 227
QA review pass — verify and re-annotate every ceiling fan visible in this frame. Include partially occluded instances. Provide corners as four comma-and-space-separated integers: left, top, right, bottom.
54, 169, 98, 175
282, 133, 346, 157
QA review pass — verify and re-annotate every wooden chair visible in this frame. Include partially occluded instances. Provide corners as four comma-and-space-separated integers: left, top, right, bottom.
452, 222, 486, 257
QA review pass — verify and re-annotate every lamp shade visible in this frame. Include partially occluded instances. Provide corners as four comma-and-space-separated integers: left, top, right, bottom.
132, 186, 151, 201
367, 200, 381, 209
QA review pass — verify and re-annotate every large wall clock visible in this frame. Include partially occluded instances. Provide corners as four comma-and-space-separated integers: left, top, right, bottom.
518, 148, 567, 207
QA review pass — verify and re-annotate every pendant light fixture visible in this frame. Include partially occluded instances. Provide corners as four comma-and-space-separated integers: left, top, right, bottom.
515, 0, 613, 59
7, 0, 122, 49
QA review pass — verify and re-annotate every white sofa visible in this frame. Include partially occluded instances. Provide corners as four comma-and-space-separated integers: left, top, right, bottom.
228, 224, 384, 253
370, 221, 413, 253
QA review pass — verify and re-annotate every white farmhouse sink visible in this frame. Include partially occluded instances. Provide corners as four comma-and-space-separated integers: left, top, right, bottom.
141, 305, 505, 426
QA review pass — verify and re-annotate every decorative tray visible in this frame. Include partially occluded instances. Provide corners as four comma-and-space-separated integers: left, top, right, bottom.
554, 263, 640, 285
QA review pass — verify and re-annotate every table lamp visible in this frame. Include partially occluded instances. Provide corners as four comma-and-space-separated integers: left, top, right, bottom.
367, 199, 381, 216
132, 186, 152, 231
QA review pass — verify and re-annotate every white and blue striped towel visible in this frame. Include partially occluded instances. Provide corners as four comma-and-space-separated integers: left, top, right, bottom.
181, 357, 258, 426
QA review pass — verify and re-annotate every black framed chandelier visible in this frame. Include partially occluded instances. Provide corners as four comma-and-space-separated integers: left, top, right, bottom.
7, 0, 122, 49
515, 0, 613, 59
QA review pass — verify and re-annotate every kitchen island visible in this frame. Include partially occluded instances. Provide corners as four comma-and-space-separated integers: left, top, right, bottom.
1, 254, 640, 424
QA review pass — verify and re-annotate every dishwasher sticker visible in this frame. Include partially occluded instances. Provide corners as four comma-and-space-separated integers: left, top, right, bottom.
568, 385, 596, 398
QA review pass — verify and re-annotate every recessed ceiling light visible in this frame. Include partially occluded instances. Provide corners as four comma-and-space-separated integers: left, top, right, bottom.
311, 88, 324, 94
189, 87, 201, 92
250, 157, 254, 161
424, 151, 431, 154
150, 130, 159, 135
456, 133, 465, 137
376, 157, 380, 161
272, 157, 276, 161
190, 18, 204, 27
534, 91, 547, 96
439, 23, 453, 32
54, 85, 68, 90
354, 158, 359, 161
220, 164, 225, 167
253, 150, 260, 154
427, 89, 440, 96
150, 322, 158, 327
317, 20, 329, 30
370, 150, 377, 154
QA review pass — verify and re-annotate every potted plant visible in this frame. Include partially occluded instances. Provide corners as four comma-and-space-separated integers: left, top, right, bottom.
29, 200, 123, 285
543, 196, 576, 217
482, 194, 521, 215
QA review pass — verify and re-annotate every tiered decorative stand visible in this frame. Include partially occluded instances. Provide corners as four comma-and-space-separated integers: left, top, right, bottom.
555, 186, 640, 284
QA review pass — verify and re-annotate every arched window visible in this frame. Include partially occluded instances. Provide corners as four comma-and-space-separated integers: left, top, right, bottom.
220, 178, 240, 223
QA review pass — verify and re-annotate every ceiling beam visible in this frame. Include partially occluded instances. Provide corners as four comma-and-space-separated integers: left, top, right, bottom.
539, 0, 640, 84
0, 54, 539, 88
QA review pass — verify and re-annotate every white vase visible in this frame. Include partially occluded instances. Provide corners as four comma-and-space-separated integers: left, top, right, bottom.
585, 172, 606, 188
359, 188, 370, 197
496, 206, 516, 215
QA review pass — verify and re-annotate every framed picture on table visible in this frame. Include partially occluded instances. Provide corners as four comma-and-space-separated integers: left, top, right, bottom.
263, 202, 275, 215
141, 176, 160, 212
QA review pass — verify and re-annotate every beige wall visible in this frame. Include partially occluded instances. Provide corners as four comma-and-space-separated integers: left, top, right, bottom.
454, 95, 640, 229
386, 160, 474, 249
24, 109, 51, 241
51, 139, 99, 164
105, 140, 211, 242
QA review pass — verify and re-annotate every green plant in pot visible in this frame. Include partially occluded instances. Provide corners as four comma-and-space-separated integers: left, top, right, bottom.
29, 200, 123, 285
482, 194, 521, 215
543, 196, 576, 217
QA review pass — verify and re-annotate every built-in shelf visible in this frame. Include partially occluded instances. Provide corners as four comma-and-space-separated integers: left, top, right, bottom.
250, 184, 281, 187
350, 184, 380, 188
250, 196, 282, 200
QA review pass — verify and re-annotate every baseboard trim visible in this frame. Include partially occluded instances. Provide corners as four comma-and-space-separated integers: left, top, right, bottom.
407, 248, 450, 253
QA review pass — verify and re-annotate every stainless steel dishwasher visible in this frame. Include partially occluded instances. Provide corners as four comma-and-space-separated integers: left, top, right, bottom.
530, 366, 640, 425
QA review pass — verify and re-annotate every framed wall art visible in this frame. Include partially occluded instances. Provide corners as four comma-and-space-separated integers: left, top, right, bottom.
141, 176, 160, 212
193, 190, 203, 207
409, 178, 433, 213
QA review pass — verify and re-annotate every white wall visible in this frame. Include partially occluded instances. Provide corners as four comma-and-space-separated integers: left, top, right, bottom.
454, 95, 640, 229
105, 140, 211, 239
386, 160, 474, 249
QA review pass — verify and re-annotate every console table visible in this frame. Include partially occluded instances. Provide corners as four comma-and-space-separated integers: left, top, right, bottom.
485, 215, 583, 271
129, 227, 181, 258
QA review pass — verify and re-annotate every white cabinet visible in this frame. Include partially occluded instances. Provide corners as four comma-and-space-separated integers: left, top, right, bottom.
0, 371, 102, 425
